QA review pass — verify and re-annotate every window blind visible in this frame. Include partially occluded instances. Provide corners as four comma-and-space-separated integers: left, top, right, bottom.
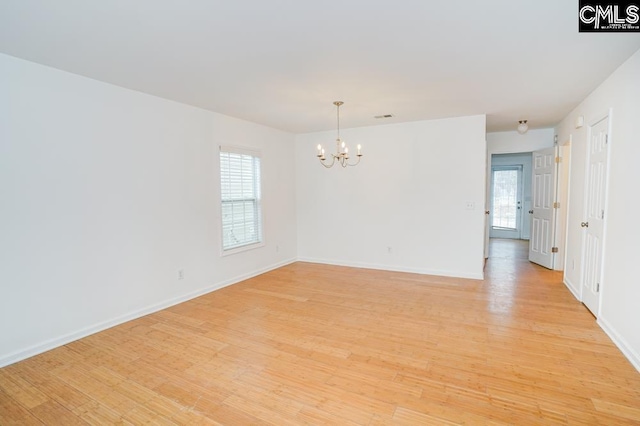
219, 147, 262, 252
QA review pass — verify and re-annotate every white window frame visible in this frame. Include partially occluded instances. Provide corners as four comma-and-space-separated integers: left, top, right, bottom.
491, 165, 523, 232
219, 145, 264, 256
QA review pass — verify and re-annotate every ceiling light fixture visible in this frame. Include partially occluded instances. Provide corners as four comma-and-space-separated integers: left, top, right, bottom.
517, 120, 529, 134
316, 101, 363, 168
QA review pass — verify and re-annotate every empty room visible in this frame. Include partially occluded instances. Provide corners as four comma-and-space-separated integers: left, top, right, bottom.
1, 1, 640, 424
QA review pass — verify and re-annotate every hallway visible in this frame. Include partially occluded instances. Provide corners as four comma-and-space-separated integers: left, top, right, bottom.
484, 238, 564, 317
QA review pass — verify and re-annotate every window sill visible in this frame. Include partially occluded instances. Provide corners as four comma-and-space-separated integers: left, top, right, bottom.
221, 241, 265, 257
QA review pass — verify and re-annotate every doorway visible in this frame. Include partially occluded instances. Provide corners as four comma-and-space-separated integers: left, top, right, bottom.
490, 166, 523, 238
489, 153, 532, 241
486, 147, 570, 271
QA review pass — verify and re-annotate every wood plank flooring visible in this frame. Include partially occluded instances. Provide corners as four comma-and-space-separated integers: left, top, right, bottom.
1, 239, 639, 424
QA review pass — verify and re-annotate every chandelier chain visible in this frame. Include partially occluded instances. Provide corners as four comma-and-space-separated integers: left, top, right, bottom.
336, 102, 340, 141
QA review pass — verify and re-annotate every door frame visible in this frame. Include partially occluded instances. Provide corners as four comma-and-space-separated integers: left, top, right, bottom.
555, 139, 572, 273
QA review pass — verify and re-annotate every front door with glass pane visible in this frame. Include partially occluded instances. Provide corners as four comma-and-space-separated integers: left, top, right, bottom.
490, 166, 523, 239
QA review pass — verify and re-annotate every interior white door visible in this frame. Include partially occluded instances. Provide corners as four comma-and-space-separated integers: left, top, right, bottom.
582, 116, 609, 316
529, 147, 557, 269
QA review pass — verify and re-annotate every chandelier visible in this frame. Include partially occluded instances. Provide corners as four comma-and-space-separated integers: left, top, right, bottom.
316, 101, 362, 168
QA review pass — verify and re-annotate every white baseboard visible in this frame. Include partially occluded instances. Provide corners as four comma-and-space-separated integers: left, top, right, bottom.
297, 257, 484, 280
598, 317, 640, 373
0, 257, 296, 368
563, 276, 581, 301
563, 278, 640, 372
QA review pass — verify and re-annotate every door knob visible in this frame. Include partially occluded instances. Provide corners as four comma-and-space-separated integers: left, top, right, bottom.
485, 211, 490, 215
529, 210, 533, 214
581, 222, 589, 228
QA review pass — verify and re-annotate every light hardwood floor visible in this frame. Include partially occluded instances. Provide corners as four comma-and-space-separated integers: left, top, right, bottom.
1, 239, 640, 425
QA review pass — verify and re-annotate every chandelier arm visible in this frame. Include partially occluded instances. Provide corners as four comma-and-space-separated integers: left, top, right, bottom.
346, 155, 362, 167
319, 155, 336, 168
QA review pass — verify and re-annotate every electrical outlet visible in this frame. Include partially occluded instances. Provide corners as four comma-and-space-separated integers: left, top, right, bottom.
177, 269, 184, 280
276, 245, 280, 252
387, 246, 392, 253
465, 201, 475, 210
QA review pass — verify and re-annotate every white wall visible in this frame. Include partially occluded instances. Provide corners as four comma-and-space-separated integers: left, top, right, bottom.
0, 53, 297, 367
296, 115, 487, 279
556, 48, 640, 371
486, 129, 555, 155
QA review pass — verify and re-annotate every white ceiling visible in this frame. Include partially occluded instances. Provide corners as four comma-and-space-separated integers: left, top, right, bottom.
1, 1, 639, 134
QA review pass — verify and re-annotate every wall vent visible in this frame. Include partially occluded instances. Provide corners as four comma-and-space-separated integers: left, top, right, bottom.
374, 114, 394, 119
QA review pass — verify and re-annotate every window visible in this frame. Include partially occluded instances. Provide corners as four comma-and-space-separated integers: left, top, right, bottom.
492, 167, 520, 230
219, 146, 262, 254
